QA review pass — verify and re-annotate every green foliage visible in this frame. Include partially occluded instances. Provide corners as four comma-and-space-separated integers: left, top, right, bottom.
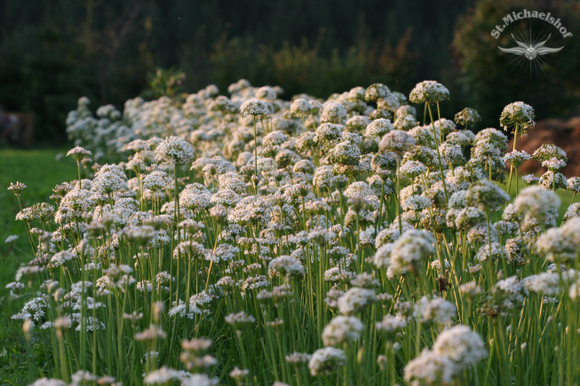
143, 67, 187, 100
209, 32, 417, 99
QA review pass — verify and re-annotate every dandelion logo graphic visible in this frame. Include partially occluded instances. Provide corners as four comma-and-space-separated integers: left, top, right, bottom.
498, 33, 564, 60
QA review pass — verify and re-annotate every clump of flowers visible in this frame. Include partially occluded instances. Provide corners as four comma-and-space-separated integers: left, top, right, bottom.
8, 80, 580, 386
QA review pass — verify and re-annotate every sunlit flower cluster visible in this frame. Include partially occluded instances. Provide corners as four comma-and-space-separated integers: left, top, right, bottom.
8, 79, 580, 386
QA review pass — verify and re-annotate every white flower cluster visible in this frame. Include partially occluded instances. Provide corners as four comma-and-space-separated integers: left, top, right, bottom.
9, 79, 580, 386
409, 81, 450, 104
500, 101, 535, 134
405, 325, 487, 386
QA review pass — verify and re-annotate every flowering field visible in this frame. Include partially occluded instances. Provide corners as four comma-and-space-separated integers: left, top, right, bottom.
5, 79, 580, 386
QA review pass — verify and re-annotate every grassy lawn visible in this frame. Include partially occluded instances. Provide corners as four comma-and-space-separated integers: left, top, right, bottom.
0, 145, 76, 385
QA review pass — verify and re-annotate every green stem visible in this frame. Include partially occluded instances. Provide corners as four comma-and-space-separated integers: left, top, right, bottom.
343, 343, 349, 386
77, 161, 82, 188
507, 166, 514, 196
427, 103, 449, 203
396, 157, 402, 235
253, 115, 259, 198
515, 167, 519, 196
57, 331, 69, 382
415, 320, 422, 355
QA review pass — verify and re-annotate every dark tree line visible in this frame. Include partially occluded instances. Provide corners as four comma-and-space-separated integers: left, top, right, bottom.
1, 0, 578, 143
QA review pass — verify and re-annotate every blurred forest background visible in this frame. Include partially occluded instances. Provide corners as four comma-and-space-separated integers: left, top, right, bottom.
0, 0, 579, 143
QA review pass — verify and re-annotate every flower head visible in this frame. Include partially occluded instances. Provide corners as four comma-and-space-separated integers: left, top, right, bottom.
409, 81, 450, 104
454, 107, 481, 128
67, 146, 92, 162
500, 102, 535, 135
322, 316, 364, 346
433, 325, 487, 371
239, 98, 270, 117
308, 347, 346, 376
155, 136, 195, 165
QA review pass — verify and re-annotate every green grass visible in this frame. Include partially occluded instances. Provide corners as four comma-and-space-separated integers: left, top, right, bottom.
0, 146, 76, 385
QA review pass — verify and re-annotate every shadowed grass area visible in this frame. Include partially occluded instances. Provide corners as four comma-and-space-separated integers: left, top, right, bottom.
0, 145, 76, 384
